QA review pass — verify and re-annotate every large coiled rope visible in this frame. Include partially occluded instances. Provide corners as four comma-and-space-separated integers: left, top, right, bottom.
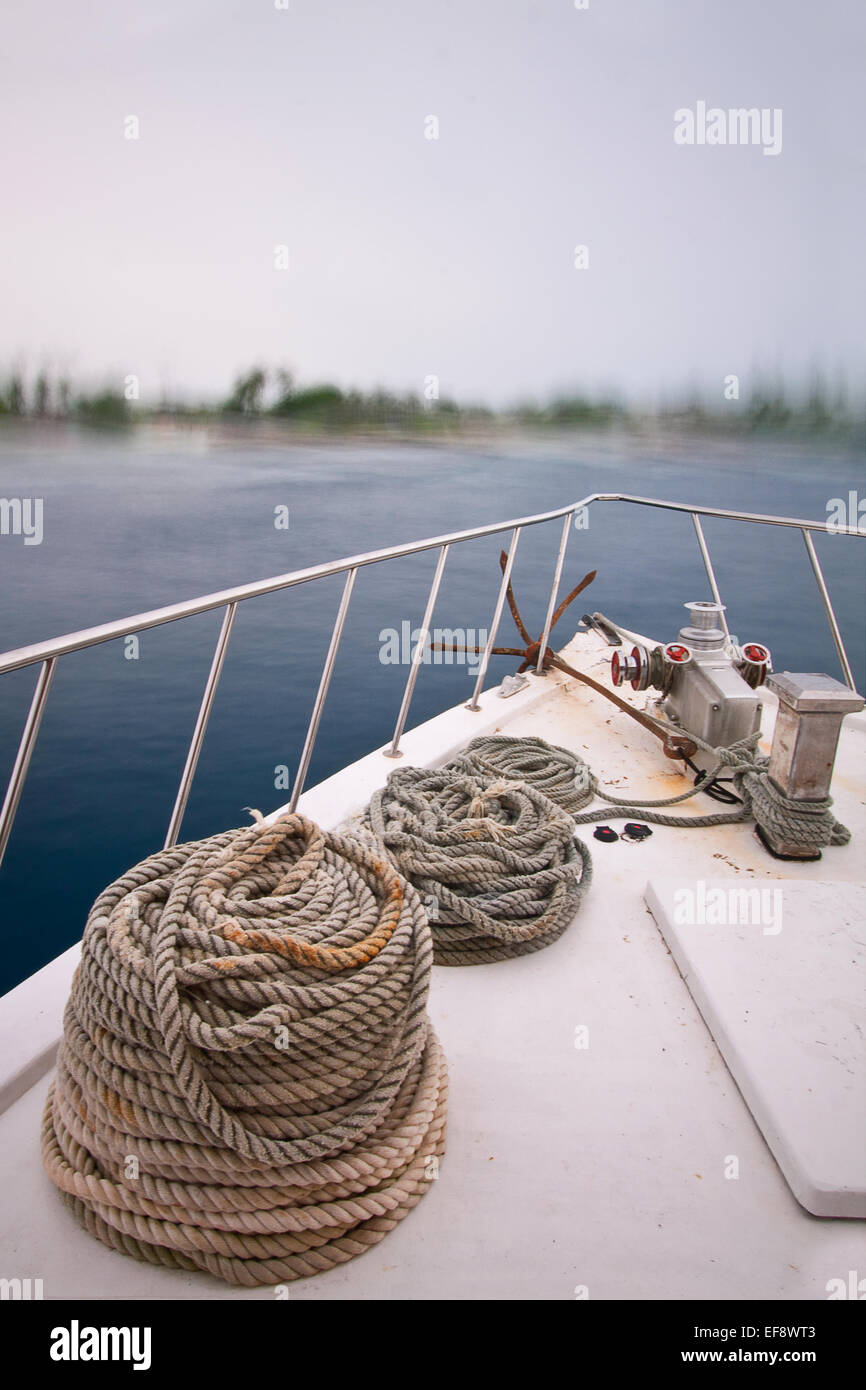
454, 732, 850, 851
42, 813, 447, 1287
368, 766, 592, 965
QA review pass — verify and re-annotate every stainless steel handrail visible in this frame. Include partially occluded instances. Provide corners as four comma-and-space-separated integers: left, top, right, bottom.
384, 544, 450, 758
2, 493, 861, 679
1, 491, 862, 867
287, 568, 358, 816
466, 527, 521, 712
163, 603, 238, 849
0, 658, 56, 867
599, 494, 865, 535
536, 513, 574, 674
691, 513, 731, 641
800, 529, 856, 690
0, 500, 585, 678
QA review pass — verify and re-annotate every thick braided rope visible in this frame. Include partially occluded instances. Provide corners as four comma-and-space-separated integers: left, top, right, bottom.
42, 813, 447, 1287
456, 731, 850, 850
368, 767, 592, 965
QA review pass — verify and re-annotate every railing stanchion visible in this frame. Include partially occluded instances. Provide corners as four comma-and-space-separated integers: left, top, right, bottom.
289, 568, 358, 812
466, 527, 521, 712
536, 513, 573, 674
164, 603, 238, 849
0, 657, 56, 870
691, 513, 730, 640
801, 528, 856, 690
384, 544, 450, 758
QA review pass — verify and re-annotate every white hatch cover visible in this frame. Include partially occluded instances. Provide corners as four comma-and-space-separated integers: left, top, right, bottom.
645, 877, 866, 1219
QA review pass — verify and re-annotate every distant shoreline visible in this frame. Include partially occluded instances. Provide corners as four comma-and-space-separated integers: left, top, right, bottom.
1, 413, 863, 454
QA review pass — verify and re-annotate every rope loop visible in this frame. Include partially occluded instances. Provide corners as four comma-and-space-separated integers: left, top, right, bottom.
465, 731, 851, 854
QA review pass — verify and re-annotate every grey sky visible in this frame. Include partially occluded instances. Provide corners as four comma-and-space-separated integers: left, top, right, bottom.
1, 0, 863, 406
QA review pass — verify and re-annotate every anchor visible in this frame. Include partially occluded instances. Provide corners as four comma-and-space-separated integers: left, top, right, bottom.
432, 553, 697, 761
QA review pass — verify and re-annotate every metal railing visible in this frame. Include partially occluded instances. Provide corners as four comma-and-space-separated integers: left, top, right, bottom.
0, 493, 862, 869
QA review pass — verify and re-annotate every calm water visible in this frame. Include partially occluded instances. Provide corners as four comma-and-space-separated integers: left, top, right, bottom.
1, 425, 863, 994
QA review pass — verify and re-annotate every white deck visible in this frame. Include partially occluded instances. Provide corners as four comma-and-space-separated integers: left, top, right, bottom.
1, 631, 864, 1300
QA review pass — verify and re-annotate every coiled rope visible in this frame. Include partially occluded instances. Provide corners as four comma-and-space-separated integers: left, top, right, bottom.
455, 735, 595, 815
454, 732, 850, 851
368, 766, 592, 965
42, 813, 447, 1287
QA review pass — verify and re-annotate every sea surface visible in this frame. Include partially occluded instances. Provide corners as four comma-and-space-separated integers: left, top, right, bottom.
0, 425, 863, 993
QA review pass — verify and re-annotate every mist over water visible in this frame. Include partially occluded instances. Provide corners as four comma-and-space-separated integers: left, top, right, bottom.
0, 427, 863, 993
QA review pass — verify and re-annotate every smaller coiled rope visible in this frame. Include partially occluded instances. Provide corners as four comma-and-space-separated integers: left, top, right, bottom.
368, 766, 592, 966
455, 735, 595, 815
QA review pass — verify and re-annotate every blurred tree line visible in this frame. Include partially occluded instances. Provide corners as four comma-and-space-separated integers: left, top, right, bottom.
0, 365, 860, 436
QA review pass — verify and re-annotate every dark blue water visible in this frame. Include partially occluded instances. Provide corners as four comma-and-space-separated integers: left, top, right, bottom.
1, 426, 863, 994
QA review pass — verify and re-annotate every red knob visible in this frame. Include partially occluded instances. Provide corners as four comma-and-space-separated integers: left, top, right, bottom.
743, 643, 770, 664
665, 643, 691, 664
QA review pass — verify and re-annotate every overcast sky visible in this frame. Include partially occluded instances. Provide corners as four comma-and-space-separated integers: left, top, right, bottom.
1, 0, 863, 406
